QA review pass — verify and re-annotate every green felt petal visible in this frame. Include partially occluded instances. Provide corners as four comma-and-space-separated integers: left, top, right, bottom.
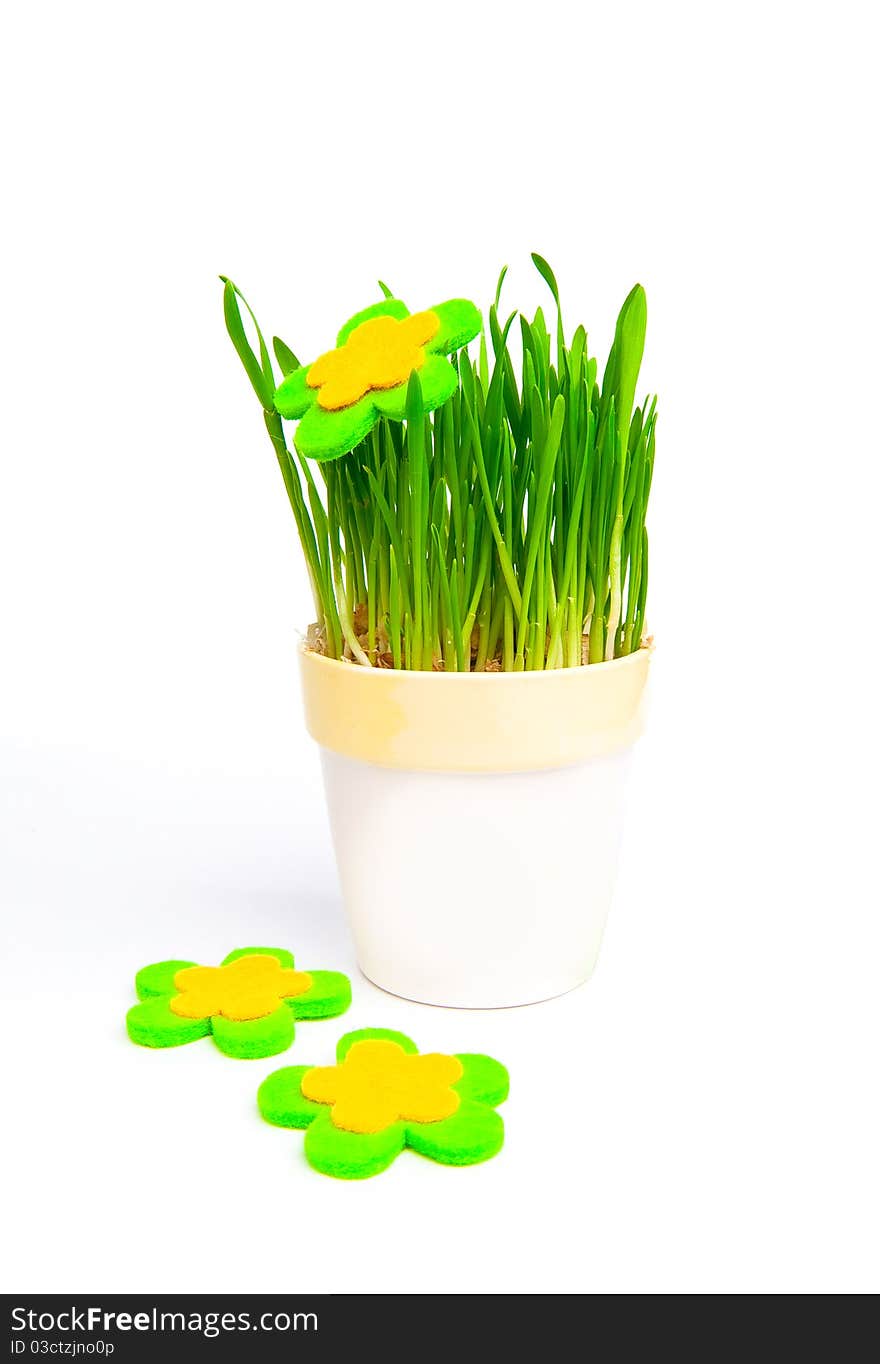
414, 353, 458, 411
372, 354, 458, 421
211, 1006, 295, 1060
336, 1027, 418, 1062
336, 298, 409, 347
427, 298, 482, 355
304, 1110, 406, 1180
405, 1099, 504, 1166
134, 960, 196, 1001
287, 970, 351, 1020
126, 997, 211, 1049
274, 365, 315, 419
221, 946, 296, 970
257, 1065, 323, 1129
453, 1054, 510, 1107
369, 383, 408, 421
294, 397, 376, 462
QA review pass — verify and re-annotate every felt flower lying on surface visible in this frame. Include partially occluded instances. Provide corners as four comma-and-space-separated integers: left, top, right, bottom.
126, 947, 351, 1060
274, 296, 482, 461
258, 1028, 509, 1179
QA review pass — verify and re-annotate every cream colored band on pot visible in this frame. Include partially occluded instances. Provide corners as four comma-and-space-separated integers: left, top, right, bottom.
298, 644, 652, 773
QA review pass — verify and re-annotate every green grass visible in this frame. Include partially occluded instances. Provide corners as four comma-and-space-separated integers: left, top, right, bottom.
222, 255, 655, 671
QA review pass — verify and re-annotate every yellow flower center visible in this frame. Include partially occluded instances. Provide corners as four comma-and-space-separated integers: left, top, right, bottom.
169, 955, 312, 1022
306, 310, 439, 411
301, 1039, 463, 1133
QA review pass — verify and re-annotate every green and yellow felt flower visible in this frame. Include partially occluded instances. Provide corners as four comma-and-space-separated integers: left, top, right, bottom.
125, 946, 351, 1060
258, 1028, 509, 1178
273, 296, 482, 461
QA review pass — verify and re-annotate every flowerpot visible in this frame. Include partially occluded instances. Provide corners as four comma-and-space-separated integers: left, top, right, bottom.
298, 646, 652, 1008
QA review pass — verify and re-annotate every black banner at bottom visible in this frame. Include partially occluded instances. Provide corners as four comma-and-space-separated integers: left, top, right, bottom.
2, 1294, 558, 1357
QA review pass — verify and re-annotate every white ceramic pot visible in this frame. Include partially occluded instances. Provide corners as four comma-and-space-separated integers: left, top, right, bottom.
299, 647, 651, 1008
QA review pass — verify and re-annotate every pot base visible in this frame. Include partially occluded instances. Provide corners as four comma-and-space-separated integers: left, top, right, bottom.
320, 748, 632, 1010
356, 963, 598, 1011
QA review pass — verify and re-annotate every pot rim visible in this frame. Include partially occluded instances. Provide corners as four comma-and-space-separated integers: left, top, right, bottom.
298, 638, 653, 774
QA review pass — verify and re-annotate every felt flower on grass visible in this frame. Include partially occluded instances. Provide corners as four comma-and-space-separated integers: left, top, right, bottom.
274, 296, 482, 461
258, 1028, 509, 1179
126, 947, 350, 1060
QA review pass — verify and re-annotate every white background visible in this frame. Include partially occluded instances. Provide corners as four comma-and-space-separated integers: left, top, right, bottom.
2, 0, 878, 1295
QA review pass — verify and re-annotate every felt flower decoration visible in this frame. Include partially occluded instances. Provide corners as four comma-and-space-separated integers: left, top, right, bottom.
273, 296, 482, 461
126, 947, 351, 1060
258, 1028, 509, 1179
